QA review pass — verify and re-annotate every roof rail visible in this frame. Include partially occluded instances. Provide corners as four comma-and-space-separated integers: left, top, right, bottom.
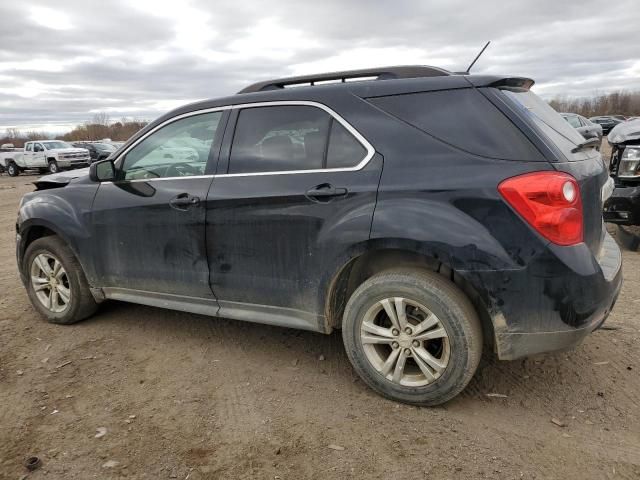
237, 65, 452, 94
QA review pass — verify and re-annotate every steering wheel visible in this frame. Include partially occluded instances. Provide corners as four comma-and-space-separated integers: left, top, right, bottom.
164, 162, 201, 177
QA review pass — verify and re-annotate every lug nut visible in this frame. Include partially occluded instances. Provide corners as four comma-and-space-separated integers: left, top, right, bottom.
404, 348, 411, 355
392, 329, 400, 336
404, 327, 412, 335
392, 342, 399, 349
412, 340, 420, 347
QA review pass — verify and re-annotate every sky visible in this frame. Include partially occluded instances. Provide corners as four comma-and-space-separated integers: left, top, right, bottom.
1, 0, 639, 134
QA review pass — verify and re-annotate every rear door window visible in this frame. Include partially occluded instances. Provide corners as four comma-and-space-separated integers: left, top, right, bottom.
228, 105, 369, 174
368, 88, 541, 161
326, 120, 367, 168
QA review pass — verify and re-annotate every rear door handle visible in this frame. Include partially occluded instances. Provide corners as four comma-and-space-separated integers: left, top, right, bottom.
170, 193, 200, 210
305, 183, 348, 202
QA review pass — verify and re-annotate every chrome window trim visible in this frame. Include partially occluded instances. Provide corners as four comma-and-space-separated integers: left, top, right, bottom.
109, 100, 375, 183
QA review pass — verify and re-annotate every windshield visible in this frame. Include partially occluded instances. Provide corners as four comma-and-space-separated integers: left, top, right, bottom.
94, 143, 117, 152
43, 141, 73, 150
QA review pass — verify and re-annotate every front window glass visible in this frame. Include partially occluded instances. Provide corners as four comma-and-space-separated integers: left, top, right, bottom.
121, 112, 222, 180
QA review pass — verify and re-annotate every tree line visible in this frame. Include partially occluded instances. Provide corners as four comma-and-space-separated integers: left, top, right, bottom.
548, 90, 640, 118
1, 113, 148, 148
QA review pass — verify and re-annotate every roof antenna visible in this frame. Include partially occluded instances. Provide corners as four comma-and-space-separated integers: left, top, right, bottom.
465, 41, 491, 74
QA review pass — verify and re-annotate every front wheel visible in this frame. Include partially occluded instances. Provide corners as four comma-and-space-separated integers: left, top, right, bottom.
48, 160, 59, 173
23, 236, 98, 324
7, 162, 19, 176
342, 268, 483, 406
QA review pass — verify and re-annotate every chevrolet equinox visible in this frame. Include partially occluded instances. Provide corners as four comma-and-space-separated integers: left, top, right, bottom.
16, 66, 622, 405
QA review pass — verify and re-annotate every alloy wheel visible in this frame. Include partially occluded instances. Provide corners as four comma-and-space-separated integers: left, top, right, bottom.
30, 253, 71, 313
360, 297, 450, 387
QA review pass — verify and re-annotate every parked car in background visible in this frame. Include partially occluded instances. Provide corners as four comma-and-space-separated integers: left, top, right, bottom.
604, 119, 640, 227
561, 113, 602, 142
16, 66, 621, 406
610, 115, 627, 122
72, 142, 118, 163
589, 116, 623, 134
1, 140, 90, 176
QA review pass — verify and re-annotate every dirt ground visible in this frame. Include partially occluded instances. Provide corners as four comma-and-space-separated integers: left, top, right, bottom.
1, 150, 639, 479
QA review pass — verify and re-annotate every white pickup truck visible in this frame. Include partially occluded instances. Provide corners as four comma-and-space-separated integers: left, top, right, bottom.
0, 140, 90, 176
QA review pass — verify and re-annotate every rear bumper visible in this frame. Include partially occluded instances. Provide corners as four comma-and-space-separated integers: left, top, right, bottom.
465, 232, 623, 360
494, 274, 620, 360
604, 183, 640, 225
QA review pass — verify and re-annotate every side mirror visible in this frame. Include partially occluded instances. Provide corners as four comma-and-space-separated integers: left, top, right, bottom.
89, 159, 116, 182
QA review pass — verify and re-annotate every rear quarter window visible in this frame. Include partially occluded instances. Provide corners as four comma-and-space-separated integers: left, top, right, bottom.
368, 88, 541, 161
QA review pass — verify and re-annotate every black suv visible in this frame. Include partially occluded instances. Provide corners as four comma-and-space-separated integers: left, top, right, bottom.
16, 66, 622, 406
71, 142, 118, 163
589, 116, 623, 135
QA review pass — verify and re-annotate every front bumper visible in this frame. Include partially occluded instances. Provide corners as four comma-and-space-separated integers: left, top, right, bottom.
466, 231, 623, 360
604, 183, 640, 225
58, 158, 90, 168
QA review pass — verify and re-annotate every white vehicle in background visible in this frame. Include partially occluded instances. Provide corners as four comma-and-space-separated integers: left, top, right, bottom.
0, 140, 90, 176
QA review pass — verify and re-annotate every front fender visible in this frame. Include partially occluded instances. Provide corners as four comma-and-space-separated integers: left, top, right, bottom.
18, 184, 99, 284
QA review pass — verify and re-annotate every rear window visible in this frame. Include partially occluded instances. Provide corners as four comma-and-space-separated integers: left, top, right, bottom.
368, 88, 541, 161
502, 90, 585, 159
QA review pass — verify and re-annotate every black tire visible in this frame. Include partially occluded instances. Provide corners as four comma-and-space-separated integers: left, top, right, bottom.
7, 162, 19, 177
23, 236, 98, 324
48, 160, 59, 173
342, 268, 483, 406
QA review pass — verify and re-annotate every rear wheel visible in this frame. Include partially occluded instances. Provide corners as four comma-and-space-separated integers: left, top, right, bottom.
24, 236, 98, 324
342, 268, 482, 406
7, 162, 19, 176
48, 160, 59, 173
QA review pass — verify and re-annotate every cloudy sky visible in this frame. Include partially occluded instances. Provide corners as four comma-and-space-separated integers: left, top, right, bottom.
1, 0, 639, 133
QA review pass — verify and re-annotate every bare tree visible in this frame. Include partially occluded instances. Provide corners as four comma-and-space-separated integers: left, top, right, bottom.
549, 90, 640, 117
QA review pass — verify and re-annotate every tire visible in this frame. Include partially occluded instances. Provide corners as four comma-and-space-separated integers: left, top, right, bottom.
23, 236, 98, 324
7, 162, 19, 177
342, 268, 483, 406
48, 160, 59, 173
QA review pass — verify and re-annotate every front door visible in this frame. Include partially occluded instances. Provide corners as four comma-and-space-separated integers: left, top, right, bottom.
91, 110, 227, 301
206, 102, 381, 330
31, 143, 46, 167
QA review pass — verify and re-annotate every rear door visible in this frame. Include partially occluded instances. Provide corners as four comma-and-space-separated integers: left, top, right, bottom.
205, 101, 381, 329
91, 110, 227, 299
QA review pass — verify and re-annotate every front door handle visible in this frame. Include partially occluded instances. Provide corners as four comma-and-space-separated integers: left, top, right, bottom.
170, 193, 200, 210
305, 183, 348, 202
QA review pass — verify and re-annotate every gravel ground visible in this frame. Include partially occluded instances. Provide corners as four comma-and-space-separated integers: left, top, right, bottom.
0, 156, 639, 479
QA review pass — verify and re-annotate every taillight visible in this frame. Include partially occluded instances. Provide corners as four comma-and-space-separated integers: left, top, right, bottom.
498, 171, 583, 246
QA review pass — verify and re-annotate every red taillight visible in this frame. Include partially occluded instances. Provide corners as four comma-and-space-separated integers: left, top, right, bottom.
498, 171, 583, 246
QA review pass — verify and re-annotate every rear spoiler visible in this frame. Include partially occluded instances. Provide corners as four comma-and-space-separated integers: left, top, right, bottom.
465, 75, 535, 91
